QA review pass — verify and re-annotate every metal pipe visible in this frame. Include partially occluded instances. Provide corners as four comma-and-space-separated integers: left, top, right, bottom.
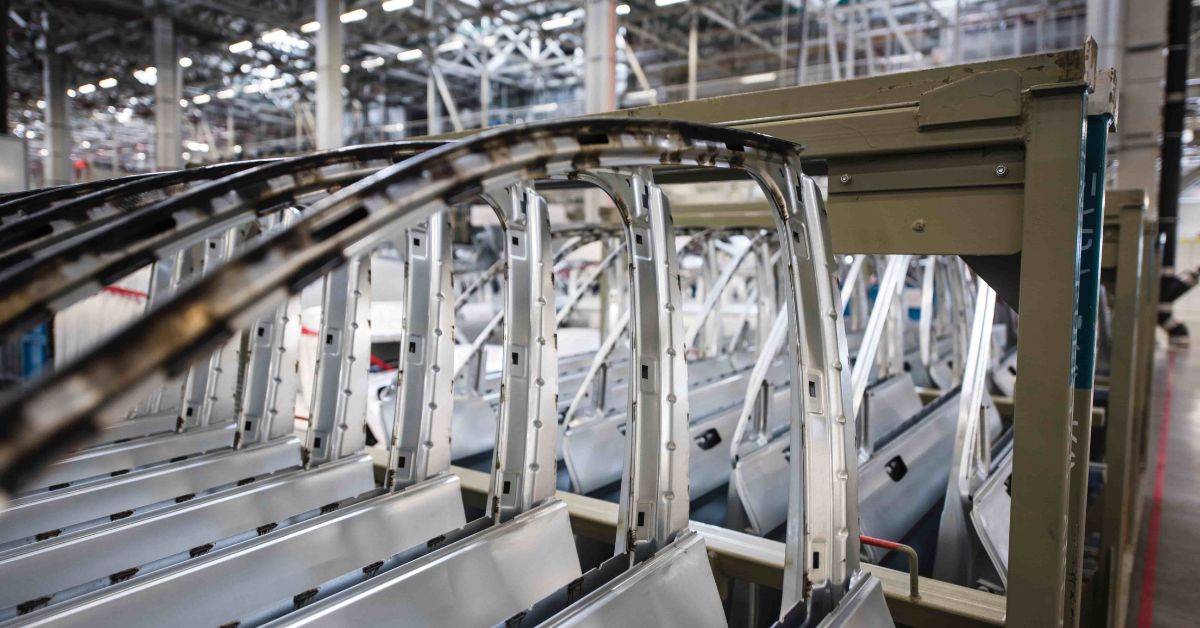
859, 535, 920, 600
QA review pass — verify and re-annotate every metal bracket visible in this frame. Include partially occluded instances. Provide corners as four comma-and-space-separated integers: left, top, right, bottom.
305, 255, 371, 466
487, 185, 560, 522
386, 211, 455, 489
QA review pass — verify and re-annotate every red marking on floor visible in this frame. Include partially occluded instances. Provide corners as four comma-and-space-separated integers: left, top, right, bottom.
1137, 351, 1175, 628
102, 285, 149, 300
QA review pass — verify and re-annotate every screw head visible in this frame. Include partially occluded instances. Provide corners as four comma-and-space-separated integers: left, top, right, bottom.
994, 164, 1008, 177
911, 219, 927, 232
839, 173, 852, 184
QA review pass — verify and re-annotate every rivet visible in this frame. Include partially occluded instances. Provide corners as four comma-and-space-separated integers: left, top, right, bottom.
994, 164, 1008, 177
911, 219, 927, 232
839, 174, 852, 184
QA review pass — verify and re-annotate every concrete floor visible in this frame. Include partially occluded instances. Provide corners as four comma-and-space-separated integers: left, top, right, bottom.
1125, 345, 1200, 627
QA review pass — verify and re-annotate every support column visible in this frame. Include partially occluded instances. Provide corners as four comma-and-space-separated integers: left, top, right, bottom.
584, 0, 616, 114
1007, 91, 1088, 628
1113, 0, 1165, 214
687, 10, 699, 100
426, 71, 442, 135
315, 0, 344, 149
153, 15, 181, 170
41, 49, 70, 185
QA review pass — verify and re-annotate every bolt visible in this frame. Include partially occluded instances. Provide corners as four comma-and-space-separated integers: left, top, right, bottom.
839, 173, 852, 184
911, 219, 927, 232
994, 164, 1008, 177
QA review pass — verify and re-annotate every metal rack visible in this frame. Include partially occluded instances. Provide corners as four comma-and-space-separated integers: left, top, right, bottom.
444, 42, 1124, 626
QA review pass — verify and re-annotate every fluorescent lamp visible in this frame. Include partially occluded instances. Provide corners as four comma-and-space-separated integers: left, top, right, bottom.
300, 21, 320, 33
192, 94, 211, 104
98, 77, 117, 89
298, 71, 318, 82
78, 83, 96, 94
361, 56, 386, 69
382, 0, 414, 11
340, 8, 368, 23
617, 4, 630, 15
625, 88, 657, 101
530, 102, 559, 113
739, 72, 777, 84
396, 48, 424, 61
655, 0, 688, 6
67, 89, 76, 97
186, 141, 210, 152
243, 83, 261, 94
541, 15, 573, 29
178, 56, 193, 67
437, 39, 463, 52
229, 40, 254, 53
179, 99, 189, 107
217, 89, 235, 99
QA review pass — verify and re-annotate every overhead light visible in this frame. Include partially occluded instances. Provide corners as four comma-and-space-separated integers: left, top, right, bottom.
298, 71, 318, 82
80, 140, 91, 149
27, 131, 36, 140
300, 21, 320, 33
382, 122, 405, 132
186, 140, 210, 152
361, 56, 385, 69
340, 8, 368, 23
340, 64, 350, 73
617, 4, 630, 15
217, 89, 236, 99
243, 83, 261, 94
655, 0, 687, 5
437, 39, 463, 52
38, 148, 48, 157
35, 99, 44, 109
739, 72, 777, 84
192, 94, 211, 104
179, 98, 189, 107
98, 77, 117, 89
500, 9, 519, 21
182, 151, 191, 160
261, 29, 287, 44
541, 15, 573, 30
381, 0, 414, 11
233, 144, 243, 154
396, 48, 423, 62
269, 77, 287, 88
530, 102, 559, 113
625, 88, 657, 101
178, 56, 193, 68
78, 83, 96, 94
67, 88, 76, 97
229, 40, 254, 53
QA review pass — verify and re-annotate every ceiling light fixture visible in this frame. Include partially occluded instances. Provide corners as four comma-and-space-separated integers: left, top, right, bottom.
340, 8, 368, 23
381, 0, 414, 11
229, 40, 254, 53
739, 71, 777, 84
541, 15, 573, 29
